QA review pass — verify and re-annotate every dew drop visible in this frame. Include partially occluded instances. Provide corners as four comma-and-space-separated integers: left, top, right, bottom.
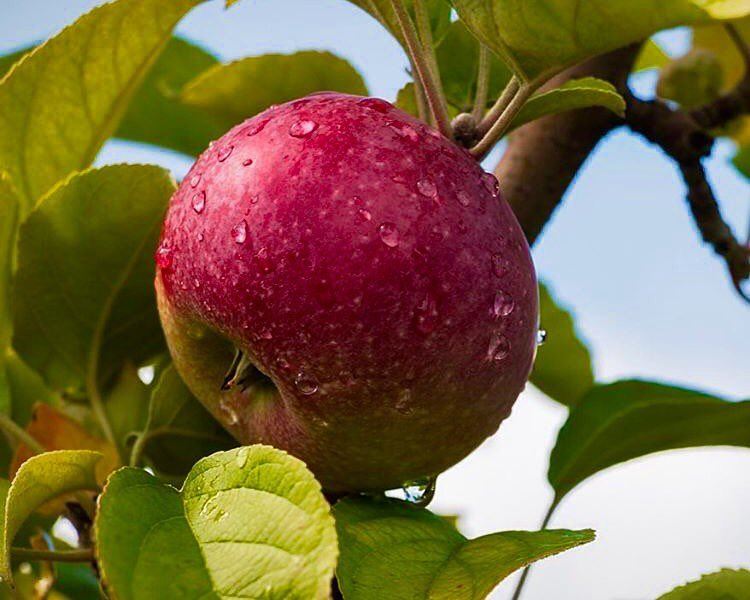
189, 173, 202, 188
197, 232, 205, 242
231, 220, 248, 244
217, 144, 234, 162
378, 222, 400, 248
155, 244, 173, 270
417, 178, 437, 199
235, 447, 249, 468
242, 158, 254, 166
482, 172, 500, 197
245, 118, 269, 136
358, 97, 391, 113
492, 290, 515, 319
295, 372, 319, 396
357, 208, 372, 222
487, 332, 511, 362
401, 477, 436, 506
537, 329, 548, 346
289, 120, 318, 138
250, 193, 260, 205
414, 293, 439, 334
192, 191, 206, 214
457, 190, 471, 207
491, 253, 509, 277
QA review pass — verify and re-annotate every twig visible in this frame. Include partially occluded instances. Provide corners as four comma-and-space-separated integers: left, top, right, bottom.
478, 77, 520, 136
390, 0, 452, 137
11, 547, 94, 564
0, 412, 45, 454
471, 83, 536, 159
625, 93, 750, 302
472, 44, 491, 121
510, 501, 558, 600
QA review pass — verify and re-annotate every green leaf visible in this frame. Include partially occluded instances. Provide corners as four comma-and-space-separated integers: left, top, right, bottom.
0, 48, 28, 80
96, 446, 338, 599
549, 380, 750, 501
0, 0, 200, 214
530, 284, 594, 407
657, 569, 750, 599
12, 164, 173, 392
509, 77, 626, 132
450, 0, 750, 82
335, 497, 594, 600
733, 143, 750, 179
0, 38, 221, 158
105, 364, 152, 459
633, 39, 671, 72
0, 176, 19, 348
136, 365, 233, 477
0, 450, 101, 585
657, 49, 724, 109
116, 36, 222, 157
180, 51, 368, 130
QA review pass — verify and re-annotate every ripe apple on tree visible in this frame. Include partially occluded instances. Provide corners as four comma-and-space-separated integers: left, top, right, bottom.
155, 93, 539, 492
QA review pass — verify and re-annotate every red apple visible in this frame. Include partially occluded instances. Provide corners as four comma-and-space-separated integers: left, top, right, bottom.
155, 93, 538, 492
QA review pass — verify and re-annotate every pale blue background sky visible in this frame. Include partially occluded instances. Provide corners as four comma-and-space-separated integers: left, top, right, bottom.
2, 2, 749, 598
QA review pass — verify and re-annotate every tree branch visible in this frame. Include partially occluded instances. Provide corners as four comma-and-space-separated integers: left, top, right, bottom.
494, 45, 642, 245
625, 93, 750, 301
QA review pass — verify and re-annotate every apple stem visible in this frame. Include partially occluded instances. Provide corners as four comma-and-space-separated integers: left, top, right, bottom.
390, 0, 453, 139
471, 82, 537, 160
477, 76, 520, 137
472, 44, 491, 122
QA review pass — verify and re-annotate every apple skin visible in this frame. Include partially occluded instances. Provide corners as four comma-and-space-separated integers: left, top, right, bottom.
155, 93, 538, 492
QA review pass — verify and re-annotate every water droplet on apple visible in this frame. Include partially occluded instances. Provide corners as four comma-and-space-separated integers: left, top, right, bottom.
357, 208, 372, 222
358, 97, 391, 113
242, 158, 254, 166
189, 173, 202, 188
289, 120, 317, 138
414, 293, 439, 334
492, 290, 515, 319
482, 172, 500, 197
537, 329, 548, 346
217, 144, 234, 162
395, 388, 413, 414
245, 118, 269, 136
231, 220, 247, 244
192, 191, 206, 214
155, 244, 173, 270
417, 178, 437, 199
457, 190, 471, 207
219, 397, 239, 425
197, 232, 205, 242
295, 372, 319, 395
487, 332, 511, 362
389, 121, 419, 142
401, 477, 436, 506
378, 222, 400, 247
491, 253, 509, 277
250, 193, 260, 205
255, 247, 274, 273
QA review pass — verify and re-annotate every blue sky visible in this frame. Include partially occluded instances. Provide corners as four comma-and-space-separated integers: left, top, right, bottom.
2, 2, 749, 598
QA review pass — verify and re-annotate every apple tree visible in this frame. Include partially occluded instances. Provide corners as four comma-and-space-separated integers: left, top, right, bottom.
0, 0, 748, 598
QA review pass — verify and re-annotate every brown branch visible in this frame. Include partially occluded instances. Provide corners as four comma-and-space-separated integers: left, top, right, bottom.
495, 45, 642, 245
625, 92, 750, 301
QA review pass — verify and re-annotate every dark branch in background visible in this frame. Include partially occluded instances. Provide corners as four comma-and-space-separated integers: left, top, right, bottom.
495, 42, 750, 302
625, 93, 750, 301
495, 45, 642, 245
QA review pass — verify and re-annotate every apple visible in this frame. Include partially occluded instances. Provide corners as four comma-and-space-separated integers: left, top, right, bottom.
155, 93, 538, 492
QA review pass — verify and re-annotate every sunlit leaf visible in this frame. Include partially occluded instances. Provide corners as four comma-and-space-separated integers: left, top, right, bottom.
657, 569, 750, 599
450, 0, 750, 82
96, 446, 337, 599
335, 496, 594, 599
0, 0, 200, 213
531, 284, 594, 407
549, 380, 750, 501
0, 176, 18, 349
633, 39, 672, 72
509, 77, 626, 132
12, 164, 173, 392
0, 451, 101, 585
181, 51, 368, 130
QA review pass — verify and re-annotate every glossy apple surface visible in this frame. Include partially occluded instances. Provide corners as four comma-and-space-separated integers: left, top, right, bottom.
156, 93, 538, 492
